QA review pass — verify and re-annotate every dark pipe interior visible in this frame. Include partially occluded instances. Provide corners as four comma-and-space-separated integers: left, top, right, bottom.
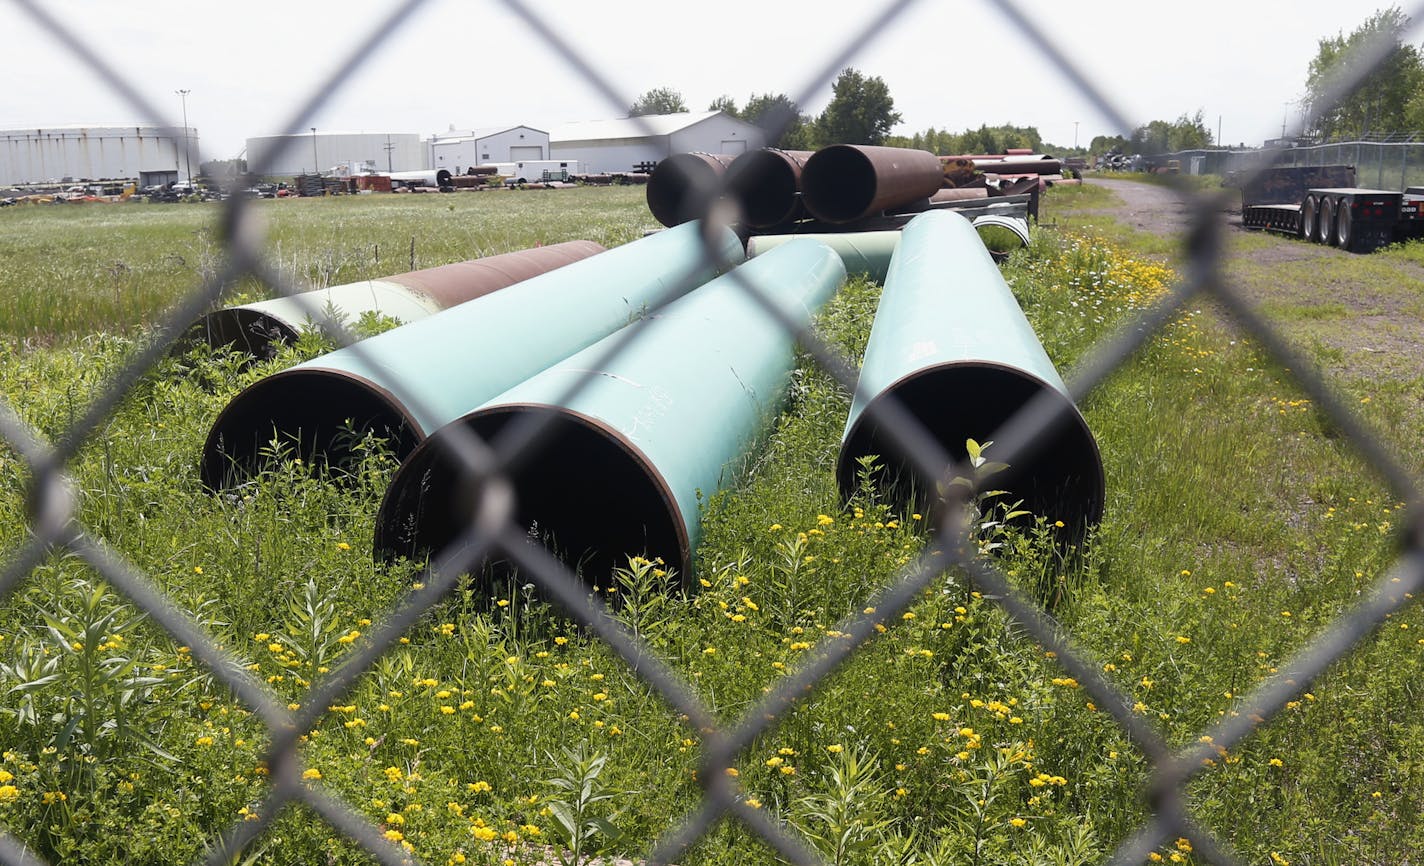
374, 406, 686, 582
646, 155, 721, 227
186, 308, 299, 359
837, 364, 1105, 533
727, 151, 801, 228
801, 147, 877, 223
201, 369, 421, 489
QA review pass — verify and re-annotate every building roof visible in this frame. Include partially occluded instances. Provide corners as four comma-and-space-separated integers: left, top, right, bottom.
434, 125, 547, 143
548, 111, 730, 143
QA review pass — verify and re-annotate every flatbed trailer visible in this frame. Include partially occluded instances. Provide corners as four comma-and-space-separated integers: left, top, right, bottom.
1239, 166, 1424, 253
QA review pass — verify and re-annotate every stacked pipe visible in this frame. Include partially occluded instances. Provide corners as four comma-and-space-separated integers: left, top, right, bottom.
645, 153, 736, 227
187, 240, 606, 358
645, 144, 1035, 263
374, 238, 847, 577
200, 221, 743, 488
723, 149, 816, 228
837, 209, 1104, 533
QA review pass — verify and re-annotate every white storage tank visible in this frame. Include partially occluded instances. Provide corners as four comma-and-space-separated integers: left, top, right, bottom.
0, 125, 192, 186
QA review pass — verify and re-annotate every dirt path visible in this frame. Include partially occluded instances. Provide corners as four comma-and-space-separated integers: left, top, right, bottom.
1064, 176, 1424, 384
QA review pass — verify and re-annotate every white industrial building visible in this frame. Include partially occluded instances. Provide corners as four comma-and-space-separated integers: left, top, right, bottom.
245, 131, 425, 177
428, 125, 549, 176
1, 125, 194, 187
549, 111, 766, 173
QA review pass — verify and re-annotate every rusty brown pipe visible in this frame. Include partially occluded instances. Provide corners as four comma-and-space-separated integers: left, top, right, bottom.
646, 152, 737, 227
725, 148, 817, 228
800, 145, 944, 224
188, 241, 605, 357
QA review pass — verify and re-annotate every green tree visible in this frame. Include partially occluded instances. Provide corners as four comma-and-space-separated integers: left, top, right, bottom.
707, 95, 739, 117
1129, 111, 1212, 154
814, 68, 902, 146
1305, 6, 1424, 139
1089, 134, 1129, 156
742, 92, 814, 150
629, 87, 688, 117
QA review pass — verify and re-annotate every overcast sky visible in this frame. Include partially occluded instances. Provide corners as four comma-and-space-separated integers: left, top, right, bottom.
2, 0, 1417, 160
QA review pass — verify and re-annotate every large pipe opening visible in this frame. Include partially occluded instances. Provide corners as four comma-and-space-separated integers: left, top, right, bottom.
375, 406, 687, 582
201, 369, 422, 489
646, 153, 733, 227
838, 363, 1105, 533
800, 146, 879, 224
726, 149, 807, 228
187, 308, 300, 360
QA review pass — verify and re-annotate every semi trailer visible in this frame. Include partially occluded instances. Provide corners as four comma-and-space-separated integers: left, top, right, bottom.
1239, 165, 1424, 253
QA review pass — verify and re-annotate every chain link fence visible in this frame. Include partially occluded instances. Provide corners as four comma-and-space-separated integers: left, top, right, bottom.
1166, 141, 1424, 190
3, 1, 1424, 864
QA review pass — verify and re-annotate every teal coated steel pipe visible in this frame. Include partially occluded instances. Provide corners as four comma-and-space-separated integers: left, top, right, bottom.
837, 210, 1104, 530
747, 230, 900, 283
201, 222, 743, 488
188, 241, 606, 358
374, 238, 847, 578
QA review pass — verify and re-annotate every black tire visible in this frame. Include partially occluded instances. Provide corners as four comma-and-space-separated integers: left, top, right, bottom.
1301, 195, 1318, 240
1316, 196, 1335, 245
1335, 201, 1353, 250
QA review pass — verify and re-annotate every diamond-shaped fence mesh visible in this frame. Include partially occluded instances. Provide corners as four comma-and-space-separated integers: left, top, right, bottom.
3, 1, 1424, 864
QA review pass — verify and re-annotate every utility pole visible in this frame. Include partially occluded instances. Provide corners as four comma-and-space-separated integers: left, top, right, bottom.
1073, 121, 1080, 151
175, 89, 192, 183
384, 134, 395, 172
311, 127, 319, 174
1282, 102, 1289, 140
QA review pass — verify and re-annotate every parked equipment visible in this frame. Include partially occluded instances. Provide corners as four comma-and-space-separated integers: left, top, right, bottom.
389, 169, 453, 189
1240, 165, 1424, 252
374, 238, 847, 578
187, 241, 606, 358
200, 221, 743, 489
837, 210, 1104, 532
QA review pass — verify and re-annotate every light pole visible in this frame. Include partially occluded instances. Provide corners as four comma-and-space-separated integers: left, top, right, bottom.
311, 127, 319, 175
175, 89, 192, 183
1282, 102, 1289, 140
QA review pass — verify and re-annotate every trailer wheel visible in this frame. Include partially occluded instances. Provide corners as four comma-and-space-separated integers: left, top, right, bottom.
1335, 203, 1353, 251
1301, 195, 1318, 240
1316, 196, 1335, 245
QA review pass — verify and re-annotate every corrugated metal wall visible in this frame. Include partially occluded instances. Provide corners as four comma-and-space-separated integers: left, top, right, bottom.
0, 126, 188, 185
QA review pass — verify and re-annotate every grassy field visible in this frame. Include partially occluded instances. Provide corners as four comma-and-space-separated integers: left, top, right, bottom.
0, 188, 655, 341
1, 185, 1421, 865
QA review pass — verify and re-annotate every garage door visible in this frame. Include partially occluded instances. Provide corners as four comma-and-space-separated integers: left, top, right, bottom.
720, 140, 747, 154
510, 145, 544, 161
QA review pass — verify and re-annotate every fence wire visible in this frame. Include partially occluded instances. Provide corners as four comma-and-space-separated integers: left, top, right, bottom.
3, 1, 1424, 865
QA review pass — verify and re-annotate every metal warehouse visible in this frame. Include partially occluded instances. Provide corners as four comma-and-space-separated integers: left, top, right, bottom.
0, 125, 194, 187
244, 131, 425, 177
428, 125, 549, 176
548, 111, 765, 174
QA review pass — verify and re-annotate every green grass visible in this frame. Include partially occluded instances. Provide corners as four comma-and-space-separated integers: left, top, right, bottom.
1, 184, 1421, 865
0, 187, 653, 342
